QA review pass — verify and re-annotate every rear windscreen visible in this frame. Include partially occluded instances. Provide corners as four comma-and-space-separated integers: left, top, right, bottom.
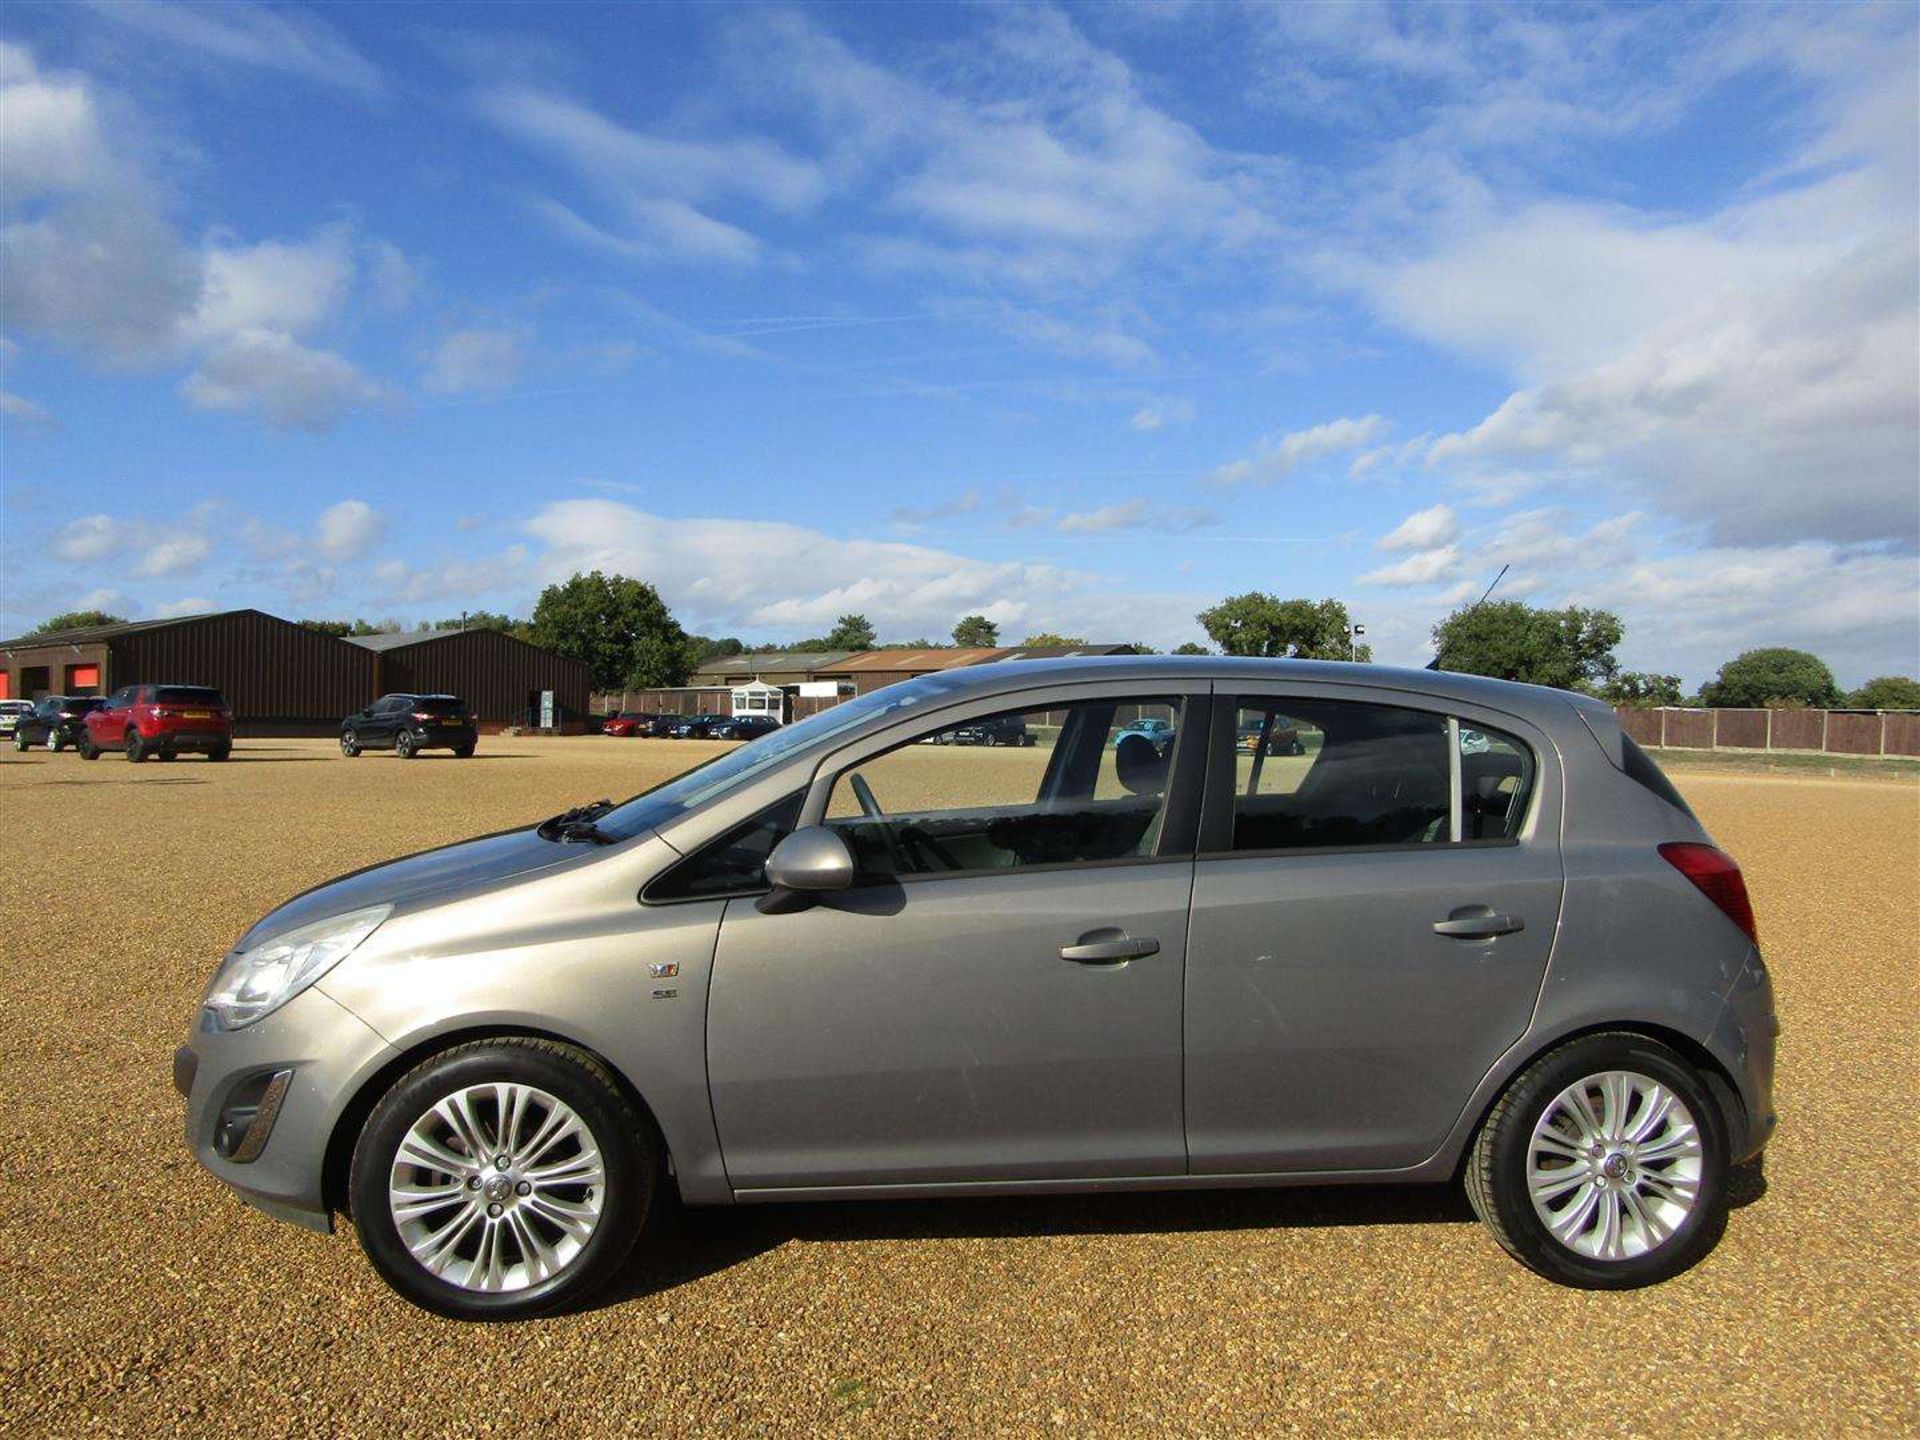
415, 696, 467, 714
1621, 736, 1694, 818
157, 687, 224, 705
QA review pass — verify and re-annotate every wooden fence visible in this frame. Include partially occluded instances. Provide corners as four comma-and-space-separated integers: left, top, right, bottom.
1616, 707, 1920, 758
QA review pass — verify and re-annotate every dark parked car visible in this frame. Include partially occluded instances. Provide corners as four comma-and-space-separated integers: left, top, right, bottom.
176, 656, 1774, 1319
13, 695, 104, 751
0, 699, 30, 738
341, 694, 477, 759
665, 712, 731, 739
713, 714, 782, 741
81, 684, 233, 761
950, 714, 1032, 746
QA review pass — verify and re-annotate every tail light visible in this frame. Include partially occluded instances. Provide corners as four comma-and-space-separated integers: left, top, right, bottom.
1659, 842, 1759, 947
152, 707, 173, 719
411, 711, 432, 721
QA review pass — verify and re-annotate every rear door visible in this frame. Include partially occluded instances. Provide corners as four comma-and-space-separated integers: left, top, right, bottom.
1184, 688, 1563, 1173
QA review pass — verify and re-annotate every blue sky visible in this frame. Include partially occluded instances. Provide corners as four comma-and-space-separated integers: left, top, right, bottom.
2, 1, 1915, 684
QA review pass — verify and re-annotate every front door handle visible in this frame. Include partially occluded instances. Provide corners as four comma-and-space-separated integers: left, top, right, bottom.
1433, 904, 1524, 939
1060, 929, 1160, 964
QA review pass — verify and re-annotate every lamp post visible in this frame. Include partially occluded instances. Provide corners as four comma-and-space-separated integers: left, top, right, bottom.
1347, 623, 1366, 661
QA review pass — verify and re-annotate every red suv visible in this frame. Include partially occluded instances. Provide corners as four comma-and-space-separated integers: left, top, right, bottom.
81, 684, 234, 762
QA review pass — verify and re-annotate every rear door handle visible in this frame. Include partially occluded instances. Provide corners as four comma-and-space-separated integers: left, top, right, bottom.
1060, 929, 1160, 964
1433, 905, 1524, 939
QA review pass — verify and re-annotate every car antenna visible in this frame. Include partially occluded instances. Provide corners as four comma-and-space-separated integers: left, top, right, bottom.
1427, 563, 1509, 671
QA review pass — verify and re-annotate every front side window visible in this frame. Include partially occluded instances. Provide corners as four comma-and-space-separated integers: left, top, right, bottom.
825, 698, 1184, 881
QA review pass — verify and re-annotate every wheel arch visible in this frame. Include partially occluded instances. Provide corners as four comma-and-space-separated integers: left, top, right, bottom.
1445, 1019, 1748, 1183
321, 1023, 672, 1218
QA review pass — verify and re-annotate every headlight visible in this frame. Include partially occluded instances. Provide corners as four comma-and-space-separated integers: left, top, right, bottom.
203, 905, 390, 1030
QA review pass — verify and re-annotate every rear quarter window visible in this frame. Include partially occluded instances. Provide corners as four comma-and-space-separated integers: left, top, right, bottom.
1621, 736, 1695, 818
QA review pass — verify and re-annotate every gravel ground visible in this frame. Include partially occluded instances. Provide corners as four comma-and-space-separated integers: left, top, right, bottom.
2, 738, 1914, 1436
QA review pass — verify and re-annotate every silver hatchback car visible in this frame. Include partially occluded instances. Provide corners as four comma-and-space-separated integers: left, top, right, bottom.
176, 658, 1776, 1319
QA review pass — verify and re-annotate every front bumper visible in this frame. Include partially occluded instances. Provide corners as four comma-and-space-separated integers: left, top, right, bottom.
177, 985, 396, 1232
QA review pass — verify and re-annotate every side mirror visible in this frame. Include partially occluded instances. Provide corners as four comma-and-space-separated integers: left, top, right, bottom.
759, 826, 855, 912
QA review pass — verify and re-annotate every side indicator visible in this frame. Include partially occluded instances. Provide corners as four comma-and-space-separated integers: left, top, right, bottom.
648, 962, 679, 978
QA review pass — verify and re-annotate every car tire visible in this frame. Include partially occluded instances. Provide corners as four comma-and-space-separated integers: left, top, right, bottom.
348, 1038, 655, 1321
125, 730, 147, 763
1466, 1031, 1730, 1289
453, 743, 475, 758
11, 731, 25, 752
155, 749, 177, 762
79, 735, 100, 760
208, 742, 231, 762
396, 730, 417, 760
341, 730, 361, 758
48, 731, 64, 752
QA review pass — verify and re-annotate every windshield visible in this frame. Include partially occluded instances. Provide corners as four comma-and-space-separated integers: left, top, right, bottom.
593, 673, 970, 841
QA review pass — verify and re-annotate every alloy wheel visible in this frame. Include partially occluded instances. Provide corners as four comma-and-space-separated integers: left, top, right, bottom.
1526, 1069, 1703, 1261
388, 1083, 607, 1294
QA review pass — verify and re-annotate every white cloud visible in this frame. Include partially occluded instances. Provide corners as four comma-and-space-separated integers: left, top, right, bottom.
1209, 414, 1391, 486
1056, 500, 1218, 534
0, 390, 57, 435
424, 329, 525, 395
315, 500, 385, 562
0, 46, 391, 430
79, 0, 384, 97
1359, 545, 1463, 587
153, 597, 215, 619
1131, 398, 1194, 431
133, 533, 212, 579
51, 515, 123, 563
187, 226, 357, 342
1378, 503, 1460, 551
182, 330, 383, 431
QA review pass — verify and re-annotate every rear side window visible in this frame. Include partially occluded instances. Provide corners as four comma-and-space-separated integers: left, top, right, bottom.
1621, 736, 1694, 818
157, 686, 223, 705
1459, 724, 1535, 840
1228, 701, 1450, 852
646, 793, 804, 902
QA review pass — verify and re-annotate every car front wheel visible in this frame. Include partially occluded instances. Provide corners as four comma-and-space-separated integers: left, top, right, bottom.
341, 730, 361, 757
348, 1038, 655, 1320
1466, 1032, 1729, 1289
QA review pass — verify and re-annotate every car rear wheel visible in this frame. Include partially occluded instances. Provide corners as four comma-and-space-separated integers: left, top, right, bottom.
125, 730, 147, 762
207, 742, 231, 762
155, 749, 177, 762
79, 734, 100, 760
453, 743, 475, 758
396, 730, 417, 760
348, 1038, 655, 1320
341, 730, 361, 757
11, 731, 25, 752
1466, 1032, 1729, 1289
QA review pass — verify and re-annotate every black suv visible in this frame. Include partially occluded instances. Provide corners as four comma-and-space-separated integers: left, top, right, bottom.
951, 714, 1032, 747
341, 694, 478, 759
12, 695, 103, 752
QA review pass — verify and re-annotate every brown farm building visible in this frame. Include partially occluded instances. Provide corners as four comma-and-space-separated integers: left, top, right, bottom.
0, 610, 589, 735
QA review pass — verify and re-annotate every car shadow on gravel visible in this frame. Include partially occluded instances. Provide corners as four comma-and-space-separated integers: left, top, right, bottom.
582, 1155, 1771, 1315
585, 1184, 1480, 1314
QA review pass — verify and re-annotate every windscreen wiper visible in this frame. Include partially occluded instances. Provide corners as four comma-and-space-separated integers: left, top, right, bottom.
536, 798, 619, 844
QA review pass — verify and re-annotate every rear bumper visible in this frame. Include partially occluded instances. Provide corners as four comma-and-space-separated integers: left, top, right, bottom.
1712, 949, 1779, 1162
404, 725, 478, 750
150, 729, 231, 752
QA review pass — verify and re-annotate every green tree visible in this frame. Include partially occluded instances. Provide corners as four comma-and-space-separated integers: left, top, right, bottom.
1602, 671, 1685, 707
1172, 641, 1211, 655
685, 635, 746, 666
433, 611, 524, 636
824, 614, 878, 650
1196, 594, 1361, 660
1701, 647, 1840, 708
527, 571, 690, 690
952, 614, 1000, 647
26, 609, 129, 635
299, 618, 389, 637
1020, 632, 1086, 647
1431, 600, 1622, 691
1847, 675, 1920, 709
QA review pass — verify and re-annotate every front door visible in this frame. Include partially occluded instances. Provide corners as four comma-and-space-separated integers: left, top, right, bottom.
705, 690, 1200, 1192
1184, 692, 1564, 1174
